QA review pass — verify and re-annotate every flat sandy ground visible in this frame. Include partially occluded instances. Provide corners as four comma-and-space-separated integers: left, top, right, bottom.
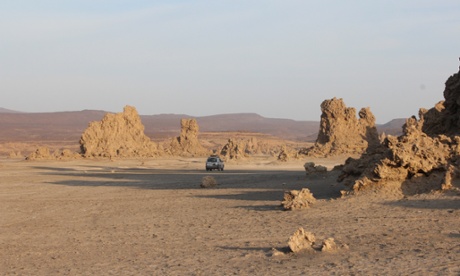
1, 156, 459, 275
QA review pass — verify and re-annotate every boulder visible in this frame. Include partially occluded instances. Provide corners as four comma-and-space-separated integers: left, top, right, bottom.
304, 162, 327, 174
287, 228, 347, 253
288, 228, 316, 253
201, 176, 218, 188
320, 238, 338, 252
282, 188, 316, 210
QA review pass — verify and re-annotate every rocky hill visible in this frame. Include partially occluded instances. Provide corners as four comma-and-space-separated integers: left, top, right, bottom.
0, 108, 404, 143
376, 118, 406, 136
0, 110, 318, 142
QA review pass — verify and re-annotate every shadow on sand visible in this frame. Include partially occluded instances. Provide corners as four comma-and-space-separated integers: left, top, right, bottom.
383, 198, 460, 210
31, 164, 345, 204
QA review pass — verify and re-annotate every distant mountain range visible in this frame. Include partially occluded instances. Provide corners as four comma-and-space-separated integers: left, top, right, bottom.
0, 108, 405, 142
0, 107, 23, 113
377, 118, 407, 136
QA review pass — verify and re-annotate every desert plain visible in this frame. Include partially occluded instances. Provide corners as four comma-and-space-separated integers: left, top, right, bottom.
1, 154, 459, 275
2, 74, 460, 275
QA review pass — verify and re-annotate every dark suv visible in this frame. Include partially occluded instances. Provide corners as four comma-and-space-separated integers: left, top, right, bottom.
206, 156, 225, 171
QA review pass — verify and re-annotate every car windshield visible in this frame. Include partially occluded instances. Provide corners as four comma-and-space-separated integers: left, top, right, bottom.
207, 158, 217, 162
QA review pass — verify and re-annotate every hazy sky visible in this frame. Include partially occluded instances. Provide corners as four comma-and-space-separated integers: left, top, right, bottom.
1, 1, 459, 123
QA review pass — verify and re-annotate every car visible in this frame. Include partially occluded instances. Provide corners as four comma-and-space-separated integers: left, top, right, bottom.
206, 156, 225, 171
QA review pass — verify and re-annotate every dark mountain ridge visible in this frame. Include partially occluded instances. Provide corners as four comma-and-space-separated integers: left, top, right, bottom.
0, 108, 404, 143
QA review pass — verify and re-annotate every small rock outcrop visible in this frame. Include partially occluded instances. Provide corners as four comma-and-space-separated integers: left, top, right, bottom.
80, 106, 159, 158
288, 228, 316, 253
304, 162, 327, 175
220, 138, 252, 160
26, 147, 51, 160
303, 98, 380, 157
8, 151, 22, 159
220, 137, 283, 161
320, 238, 339, 252
277, 145, 299, 162
200, 176, 218, 188
26, 147, 81, 160
167, 119, 209, 157
287, 227, 347, 253
282, 188, 316, 210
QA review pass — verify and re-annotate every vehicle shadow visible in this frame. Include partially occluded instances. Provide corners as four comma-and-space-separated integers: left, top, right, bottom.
30, 164, 344, 201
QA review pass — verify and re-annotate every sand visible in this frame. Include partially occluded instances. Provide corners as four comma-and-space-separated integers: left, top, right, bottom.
1, 156, 459, 275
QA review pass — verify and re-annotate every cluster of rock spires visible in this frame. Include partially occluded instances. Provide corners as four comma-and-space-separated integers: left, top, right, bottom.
80, 107, 213, 158
26, 147, 81, 161
220, 137, 283, 161
166, 118, 209, 157
25, 96, 385, 162
276, 68, 460, 197
79, 106, 160, 158
339, 69, 460, 195
274, 97, 381, 162
220, 138, 256, 160
27, 106, 211, 160
25, 106, 289, 160
278, 74, 460, 251
300, 97, 380, 157
23, 66, 460, 198
288, 68, 460, 195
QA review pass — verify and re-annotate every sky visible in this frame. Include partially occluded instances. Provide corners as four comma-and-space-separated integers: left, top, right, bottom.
1, 1, 460, 123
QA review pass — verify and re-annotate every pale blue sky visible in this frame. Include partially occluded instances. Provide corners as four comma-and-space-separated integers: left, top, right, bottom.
1, 1, 459, 123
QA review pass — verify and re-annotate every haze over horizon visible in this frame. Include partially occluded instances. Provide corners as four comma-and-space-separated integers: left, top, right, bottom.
1, 1, 459, 123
